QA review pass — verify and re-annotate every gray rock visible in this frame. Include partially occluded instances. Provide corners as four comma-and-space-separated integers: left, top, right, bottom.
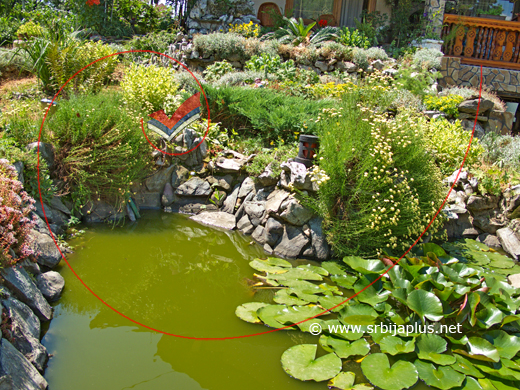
496, 227, 520, 260
509, 274, 520, 289
265, 218, 283, 247
243, 201, 266, 227
253, 187, 273, 202
251, 225, 266, 245
0, 267, 52, 322
29, 230, 61, 269
190, 211, 236, 230
469, 177, 479, 190
0, 375, 14, 389
36, 271, 65, 302
343, 61, 358, 73
279, 198, 314, 226
280, 161, 316, 192
145, 165, 175, 193
443, 204, 467, 215
466, 195, 498, 212
238, 177, 255, 198
237, 215, 254, 234
477, 233, 502, 248
461, 120, 486, 139
234, 191, 255, 222
81, 201, 126, 223
302, 245, 315, 258
258, 164, 279, 186
265, 189, 290, 215
309, 217, 330, 261
221, 184, 240, 214
445, 212, 476, 239
209, 190, 227, 207
171, 165, 190, 188
206, 175, 233, 191
161, 182, 177, 207
1, 298, 47, 372
315, 60, 329, 73
371, 59, 385, 70
0, 339, 47, 390
133, 192, 161, 210
175, 177, 212, 196
263, 243, 274, 255
26, 142, 54, 170
18, 259, 40, 276
472, 212, 506, 235
215, 155, 245, 172
458, 98, 494, 115
49, 197, 71, 216
13, 161, 24, 184
34, 201, 68, 227
168, 198, 217, 214
274, 225, 309, 259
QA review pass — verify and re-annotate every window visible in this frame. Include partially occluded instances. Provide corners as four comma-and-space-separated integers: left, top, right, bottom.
293, 0, 334, 20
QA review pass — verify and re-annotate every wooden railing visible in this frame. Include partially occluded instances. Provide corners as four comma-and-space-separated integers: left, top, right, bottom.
442, 14, 520, 70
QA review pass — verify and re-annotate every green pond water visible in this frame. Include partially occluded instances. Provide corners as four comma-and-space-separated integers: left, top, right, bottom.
42, 211, 432, 390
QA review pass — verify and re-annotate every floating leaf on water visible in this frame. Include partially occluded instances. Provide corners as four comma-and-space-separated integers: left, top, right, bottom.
331, 274, 358, 289
339, 304, 379, 326
274, 289, 311, 306
343, 256, 387, 274
361, 353, 418, 390
257, 304, 295, 329
281, 344, 342, 382
319, 335, 370, 359
318, 283, 342, 295
379, 335, 415, 355
319, 295, 349, 312
415, 333, 456, 365
322, 261, 347, 276
414, 359, 465, 390
486, 252, 515, 270
235, 302, 270, 324
274, 305, 324, 325
321, 319, 365, 341
266, 267, 323, 282
407, 289, 444, 323
249, 258, 291, 274
450, 354, 485, 378
422, 243, 448, 257
297, 264, 329, 276
482, 330, 520, 360
446, 335, 469, 345
458, 376, 485, 390
328, 371, 374, 390
454, 337, 500, 363
474, 361, 520, 381
354, 276, 391, 307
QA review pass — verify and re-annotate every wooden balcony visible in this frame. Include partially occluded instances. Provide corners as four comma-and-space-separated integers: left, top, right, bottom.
442, 14, 520, 70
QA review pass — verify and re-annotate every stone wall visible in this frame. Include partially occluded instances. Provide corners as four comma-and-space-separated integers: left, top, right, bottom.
187, 0, 260, 35
439, 57, 517, 134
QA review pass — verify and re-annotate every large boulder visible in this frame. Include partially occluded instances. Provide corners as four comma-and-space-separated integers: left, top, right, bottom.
243, 201, 266, 227
238, 177, 255, 198
28, 230, 61, 269
145, 165, 175, 193
279, 198, 314, 226
26, 142, 54, 171
0, 339, 47, 390
496, 227, 520, 260
458, 98, 494, 114
309, 217, 330, 261
0, 267, 52, 322
273, 225, 309, 259
236, 214, 254, 234
1, 297, 47, 373
265, 189, 290, 215
190, 211, 236, 230
171, 165, 190, 188
221, 184, 240, 214
264, 217, 283, 247
466, 195, 499, 212
279, 161, 317, 192
206, 175, 233, 191
81, 201, 126, 222
34, 201, 68, 227
175, 177, 212, 197
35, 271, 65, 302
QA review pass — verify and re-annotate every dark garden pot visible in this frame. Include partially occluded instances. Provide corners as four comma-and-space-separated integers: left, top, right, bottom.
295, 134, 319, 168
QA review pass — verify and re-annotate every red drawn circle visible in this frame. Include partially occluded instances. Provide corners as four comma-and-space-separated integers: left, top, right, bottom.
37, 54, 484, 340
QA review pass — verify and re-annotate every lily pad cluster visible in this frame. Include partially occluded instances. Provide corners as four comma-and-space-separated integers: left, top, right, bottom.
235, 240, 520, 390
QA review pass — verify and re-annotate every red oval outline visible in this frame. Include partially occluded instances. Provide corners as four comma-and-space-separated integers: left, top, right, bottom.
37, 56, 483, 340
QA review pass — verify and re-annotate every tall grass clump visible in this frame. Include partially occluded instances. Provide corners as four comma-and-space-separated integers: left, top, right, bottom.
308, 94, 445, 257
45, 91, 151, 211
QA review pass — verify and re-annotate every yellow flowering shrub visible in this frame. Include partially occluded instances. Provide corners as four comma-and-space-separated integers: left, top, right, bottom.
229, 21, 260, 38
121, 63, 178, 112
424, 94, 465, 117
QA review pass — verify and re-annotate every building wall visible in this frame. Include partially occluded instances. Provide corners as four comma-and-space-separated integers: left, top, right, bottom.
252, 0, 287, 17
374, 0, 392, 21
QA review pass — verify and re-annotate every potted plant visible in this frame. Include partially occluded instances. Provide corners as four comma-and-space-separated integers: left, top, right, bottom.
476, 4, 506, 20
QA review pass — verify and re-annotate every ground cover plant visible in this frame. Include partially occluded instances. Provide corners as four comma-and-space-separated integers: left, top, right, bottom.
237, 240, 520, 390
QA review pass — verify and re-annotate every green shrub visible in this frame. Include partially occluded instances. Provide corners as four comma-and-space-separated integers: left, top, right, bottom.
308, 100, 445, 257
124, 30, 179, 62
0, 16, 21, 46
44, 91, 151, 210
203, 60, 234, 82
412, 48, 443, 70
423, 94, 464, 117
0, 48, 30, 78
16, 21, 44, 39
121, 63, 178, 112
481, 132, 520, 170
422, 117, 485, 175
246, 145, 297, 178
440, 86, 506, 112
204, 85, 334, 144
317, 42, 352, 61
213, 71, 276, 87
173, 71, 205, 93
396, 67, 439, 97
364, 47, 388, 60
193, 33, 246, 60
337, 27, 370, 48
352, 48, 369, 70
387, 89, 425, 112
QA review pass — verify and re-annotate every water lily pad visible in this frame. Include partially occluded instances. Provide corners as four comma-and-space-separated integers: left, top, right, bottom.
475, 306, 504, 329
257, 304, 295, 329
450, 355, 485, 378
275, 305, 324, 325
379, 335, 415, 355
343, 256, 386, 274
407, 289, 444, 323
250, 258, 291, 273
322, 261, 347, 276
454, 337, 500, 363
487, 252, 515, 269
475, 361, 520, 381
482, 330, 520, 360
354, 276, 391, 307
332, 274, 359, 289
319, 296, 349, 312
235, 302, 270, 324
274, 289, 311, 306
328, 372, 374, 390
416, 333, 456, 365
457, 376, 485, 390
281, 344, 342, 382
320, 335, 370, 358
414, 359, 466, 389
339, 304, 379, 325
321, 320, 365, 341
361, 353, 418, 390
319, 283, 342, 295
297, 264, 329, 276
267, 267, 323, 282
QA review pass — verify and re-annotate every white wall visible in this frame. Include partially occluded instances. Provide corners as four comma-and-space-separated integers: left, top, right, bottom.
375, 0, 392, 25
252, 0, 286, 18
